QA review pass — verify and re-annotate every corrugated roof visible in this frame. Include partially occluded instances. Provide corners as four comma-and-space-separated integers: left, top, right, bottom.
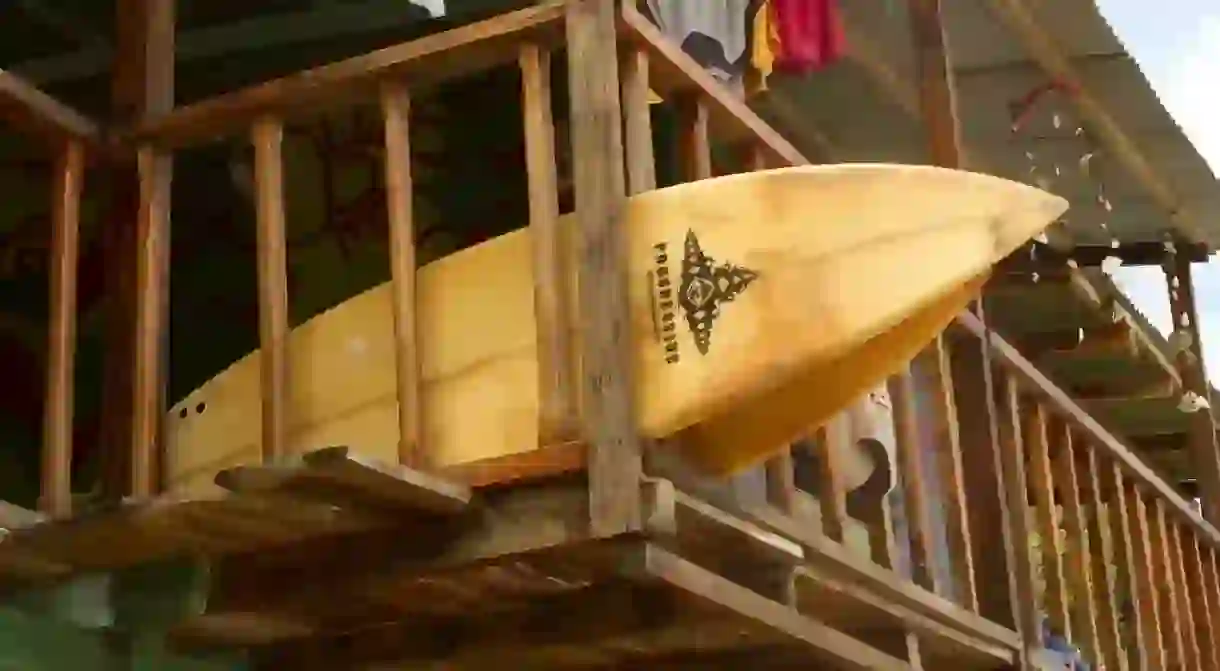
759, 0, 1220, 249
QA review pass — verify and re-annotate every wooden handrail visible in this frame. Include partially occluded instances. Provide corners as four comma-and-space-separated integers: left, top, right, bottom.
0, 70, 100, 146
130, 1, 568, 149
955, 310, 1220, 546
616, 2, 807, 167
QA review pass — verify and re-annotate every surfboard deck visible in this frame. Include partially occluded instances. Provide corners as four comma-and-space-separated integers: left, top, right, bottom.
166, 164, 1066, 497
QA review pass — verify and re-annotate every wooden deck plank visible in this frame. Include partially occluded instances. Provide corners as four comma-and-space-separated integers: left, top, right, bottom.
0, 447, 472, 579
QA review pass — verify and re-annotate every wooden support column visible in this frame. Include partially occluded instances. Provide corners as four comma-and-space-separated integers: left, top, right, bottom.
951, 319, 1027, 635
381, 82, 422, 467
1164, 246, 1220, 522
909, 0, 962, 169
252, 118, 289, 465
107, 0, 174, 499
41, 139, 85, 517
565, 0, 641, 536
910, 2, 1033, 656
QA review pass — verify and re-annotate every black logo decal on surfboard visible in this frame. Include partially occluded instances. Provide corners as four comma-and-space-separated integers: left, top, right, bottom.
680, 230, 758, 355
650, 230, 758, 363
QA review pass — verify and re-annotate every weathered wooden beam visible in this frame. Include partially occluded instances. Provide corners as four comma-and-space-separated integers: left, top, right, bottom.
565, 0, 641, 537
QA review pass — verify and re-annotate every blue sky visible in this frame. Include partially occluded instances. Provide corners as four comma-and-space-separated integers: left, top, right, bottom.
1094, 0, 1220, 371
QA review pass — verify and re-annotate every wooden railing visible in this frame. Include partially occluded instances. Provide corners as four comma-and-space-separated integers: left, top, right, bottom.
961, 311, 1220, 670
622, 6, 1220, 668
617, 3, 1028, 665
4, 2, 1219, 668
122, 1, 572, 497
0, 70, 96, 519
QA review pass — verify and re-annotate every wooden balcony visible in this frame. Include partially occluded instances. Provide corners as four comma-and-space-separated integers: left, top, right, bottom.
0, 2, 1217, 670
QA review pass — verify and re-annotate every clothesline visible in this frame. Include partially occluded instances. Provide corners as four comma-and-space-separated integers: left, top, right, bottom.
643, 0, 845, 98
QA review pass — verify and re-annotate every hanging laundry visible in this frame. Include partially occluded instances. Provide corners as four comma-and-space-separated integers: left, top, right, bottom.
646, 0, 753, 86
771, 0, 845, 74
749, 0, 777, 93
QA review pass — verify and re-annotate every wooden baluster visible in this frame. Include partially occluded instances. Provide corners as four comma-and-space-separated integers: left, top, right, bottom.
41, 139, 85, 518
855, 442, 925, 671
764, 453, 797, 515
1183, 532, 1218, 670
816, 418, 851, 542
743, 141, 769, 172
675, 93, 711, 181
1052, 424, 1102, 664
929, 337, 976, 611
1108, 466, 1153, 671
1080, 446, 1125, 670
746, 133, 788, 505
521, 43, 573, 451
1127, 483, 1168, 670
889, 365, 939, 592
1166, 520, 1201, 668
252, 117, 290, 464
131, 144, 172, 497
620, 47, 656, 195
1149, 499, 1187, 667
1027, 402, 1071, 640
381, 81, 423, 467
996, 377, 1041, 645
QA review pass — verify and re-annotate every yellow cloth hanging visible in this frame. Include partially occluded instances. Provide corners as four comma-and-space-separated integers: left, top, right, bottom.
750, 0, 777, 92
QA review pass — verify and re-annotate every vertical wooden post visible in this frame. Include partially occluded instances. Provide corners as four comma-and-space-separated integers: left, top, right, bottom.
41, 140, 85, 517
910, 0, 1033, 659
521, 44, 576, 446
110, 0, 174, 499
952, 322, 1029, 637
929, 336, 977, 610
620, 48, 656, 196
909, 0, 962, 169
675, 94, 711, 181
251, 118, 290, 464
1164, 247, 1220, 523
381, 82, 423, 467
565, 0, 641, 536
130, 144, 173, 498
890, 366, 939, 592
996, 378, 1041, 648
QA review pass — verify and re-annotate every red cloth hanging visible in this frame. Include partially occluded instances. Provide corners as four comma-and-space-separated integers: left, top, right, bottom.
771, 0, 845, 73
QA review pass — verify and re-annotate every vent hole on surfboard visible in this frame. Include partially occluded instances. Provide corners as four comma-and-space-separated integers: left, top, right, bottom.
178, 408, 188, 419
195, 402, 207, 415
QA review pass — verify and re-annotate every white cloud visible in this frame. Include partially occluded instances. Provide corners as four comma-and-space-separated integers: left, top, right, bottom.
1157, 15, 1220, 173
1108, 8, 1220, 377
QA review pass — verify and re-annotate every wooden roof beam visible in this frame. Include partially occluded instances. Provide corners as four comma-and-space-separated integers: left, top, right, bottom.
980, 0, 1208, 247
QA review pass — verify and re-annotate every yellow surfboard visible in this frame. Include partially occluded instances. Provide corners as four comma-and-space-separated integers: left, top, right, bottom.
166, 164, 1066, 497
